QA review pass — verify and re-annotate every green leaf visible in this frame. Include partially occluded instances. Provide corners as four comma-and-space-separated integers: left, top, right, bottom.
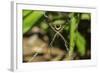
23, 10, 33, 17
23, 11, 45, 33
69, 13, 80, 55
75, 32, 86, 56
67, 13, 80, 60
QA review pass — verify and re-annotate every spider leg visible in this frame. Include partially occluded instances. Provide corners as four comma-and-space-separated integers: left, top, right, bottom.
57, 32, 74, 52
57, 32, 69, 51
28, 44, 45, 62
49, 33, 58, 56
28, 52, 39, 62
49, 33, 57, 47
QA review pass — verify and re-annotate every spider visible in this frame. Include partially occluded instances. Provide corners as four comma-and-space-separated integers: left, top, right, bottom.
44, 12, 70, 51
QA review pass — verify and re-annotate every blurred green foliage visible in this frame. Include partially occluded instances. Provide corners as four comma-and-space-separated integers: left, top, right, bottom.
75, 32, 86, 56
23, 10, 45, 33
